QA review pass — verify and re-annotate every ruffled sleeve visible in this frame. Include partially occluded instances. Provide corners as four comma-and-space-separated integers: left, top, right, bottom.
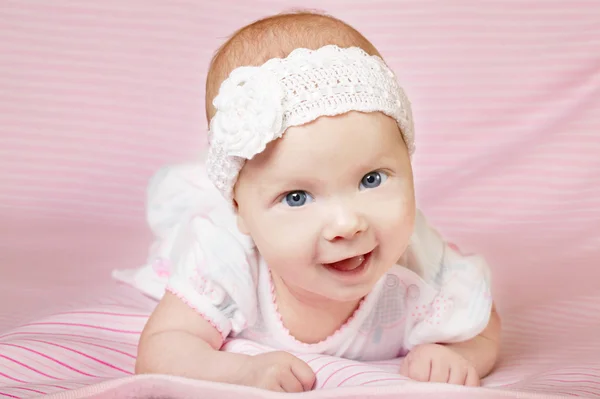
118, 161, 259, 340
400, 210, 493, 350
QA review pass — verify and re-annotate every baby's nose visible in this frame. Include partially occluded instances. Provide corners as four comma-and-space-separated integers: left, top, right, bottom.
322, 205, 367, 241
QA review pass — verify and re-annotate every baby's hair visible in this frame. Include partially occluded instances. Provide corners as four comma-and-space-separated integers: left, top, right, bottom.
205, 10, 382, 122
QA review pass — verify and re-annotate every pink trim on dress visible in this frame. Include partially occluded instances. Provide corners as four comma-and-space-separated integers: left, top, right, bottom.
165, 286, 228, 340
266, 271, 369, 348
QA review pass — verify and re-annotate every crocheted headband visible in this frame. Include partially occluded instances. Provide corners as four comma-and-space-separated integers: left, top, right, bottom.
206, 45, 415, 202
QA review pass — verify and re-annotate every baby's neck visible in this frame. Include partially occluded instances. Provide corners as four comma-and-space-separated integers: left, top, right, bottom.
271, 274, 362, 344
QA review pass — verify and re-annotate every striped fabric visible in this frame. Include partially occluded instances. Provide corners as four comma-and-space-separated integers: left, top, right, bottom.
0, 282, 600, 398
0, 0, 599, 398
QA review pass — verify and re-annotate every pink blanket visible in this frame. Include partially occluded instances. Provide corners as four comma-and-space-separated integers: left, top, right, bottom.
1, 0, 600, 398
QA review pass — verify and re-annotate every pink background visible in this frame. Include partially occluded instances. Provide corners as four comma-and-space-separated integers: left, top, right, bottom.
1, 1, 600, 398
1, 0, 599, 315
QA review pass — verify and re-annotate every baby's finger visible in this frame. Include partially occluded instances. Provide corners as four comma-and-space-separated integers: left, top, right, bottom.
447, 364, 468, 385
407, 358, 432, 382
428, 357, 450, 383
278, 369, 304, 393
289, 356, 316, 391
465, 367, 481, 387
269, 384, 285, 393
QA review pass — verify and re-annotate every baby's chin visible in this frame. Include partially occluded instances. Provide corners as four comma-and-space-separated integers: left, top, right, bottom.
312, 278, 379, 304
324, 289, 373, 304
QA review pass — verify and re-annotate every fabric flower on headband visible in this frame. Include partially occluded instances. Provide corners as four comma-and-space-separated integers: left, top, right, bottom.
210, 66, 285, 160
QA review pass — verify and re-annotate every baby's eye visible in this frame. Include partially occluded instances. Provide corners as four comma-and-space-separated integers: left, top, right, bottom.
359, 171, 388, 190
282, 190, 314, 207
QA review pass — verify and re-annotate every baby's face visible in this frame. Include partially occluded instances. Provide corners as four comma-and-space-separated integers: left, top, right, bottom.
234, 111, 416, 303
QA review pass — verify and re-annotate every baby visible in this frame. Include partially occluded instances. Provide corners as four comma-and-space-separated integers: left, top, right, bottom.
132, 11, 501, 392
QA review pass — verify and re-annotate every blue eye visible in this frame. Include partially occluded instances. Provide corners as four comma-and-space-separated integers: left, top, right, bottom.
360, 171, 387, 190
282, 190, 313, 207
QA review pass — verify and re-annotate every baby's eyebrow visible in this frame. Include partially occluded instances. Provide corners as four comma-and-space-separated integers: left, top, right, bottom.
259, 174, 320, 192
351, 152, 399, 172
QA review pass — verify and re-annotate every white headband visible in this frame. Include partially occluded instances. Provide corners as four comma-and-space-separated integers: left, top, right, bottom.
206, 45, 415, 202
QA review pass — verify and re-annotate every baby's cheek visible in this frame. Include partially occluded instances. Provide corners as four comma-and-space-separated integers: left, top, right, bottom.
379, 195, 414, 231
378, 203, 414, 259
255, 216, 314, 266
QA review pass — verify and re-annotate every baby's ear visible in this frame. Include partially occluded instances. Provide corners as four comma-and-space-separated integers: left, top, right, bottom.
233, 199, 250, 235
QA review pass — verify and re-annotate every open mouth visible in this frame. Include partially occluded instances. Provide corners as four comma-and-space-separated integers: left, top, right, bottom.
323, 251, 372, 274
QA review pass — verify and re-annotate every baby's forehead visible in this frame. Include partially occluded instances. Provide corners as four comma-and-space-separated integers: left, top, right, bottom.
249, 112, 405, 173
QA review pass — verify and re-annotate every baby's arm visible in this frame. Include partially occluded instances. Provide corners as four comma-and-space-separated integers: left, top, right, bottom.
136, 291, 315, 392
136, 291, 248, 381
442, 302, 501, 378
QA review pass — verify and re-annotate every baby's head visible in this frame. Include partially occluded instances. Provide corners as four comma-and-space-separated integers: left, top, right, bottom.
205, 11, 416, 305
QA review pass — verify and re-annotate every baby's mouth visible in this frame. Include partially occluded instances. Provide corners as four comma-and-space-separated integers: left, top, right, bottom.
324, 251, 372, 273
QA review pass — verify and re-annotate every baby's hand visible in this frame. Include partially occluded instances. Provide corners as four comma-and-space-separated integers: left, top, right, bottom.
399, 344, 480, 386
234, 351, 316, 392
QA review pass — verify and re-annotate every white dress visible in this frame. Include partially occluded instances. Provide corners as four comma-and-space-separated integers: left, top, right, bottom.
113, 162, 493, 361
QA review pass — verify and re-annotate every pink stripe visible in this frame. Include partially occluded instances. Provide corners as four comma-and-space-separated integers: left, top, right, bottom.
18, 322, 141, 334
0, 355, 60, 380
0, 371, 79, 390
10, 387, 46, 395
314, 359, 347, 375
21, 338, 136, 359
551, 372, 600, 379
530, 386, 600, 397
18, 340, 133, 375
569, 389, 600, 397
321, 364, 364, 388
367, 361, 402, 367
338, 370, 397, 387
0, 332, 137, 346
0, 372, 28, 384
52, 311, 149, 318
0, 392, 21, 399
229, 341, 267, 353
0, 343, 99, 377
544, 378, 600, 386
